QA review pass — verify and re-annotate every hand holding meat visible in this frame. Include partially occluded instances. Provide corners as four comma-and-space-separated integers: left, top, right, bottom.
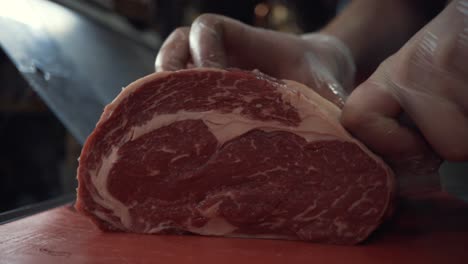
342, 1, 468, 170
155, 14, 355, 107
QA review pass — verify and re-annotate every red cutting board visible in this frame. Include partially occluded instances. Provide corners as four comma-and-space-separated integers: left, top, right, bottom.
1, 192, 468, 264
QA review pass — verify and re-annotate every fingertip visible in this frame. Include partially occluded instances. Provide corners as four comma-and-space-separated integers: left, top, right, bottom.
189, 14, 227, 68
439, 140, 468, 161
154, 57, 166, 72
199, 59, 224, 69
341, 79, 397, 135
155, 27, 191, 72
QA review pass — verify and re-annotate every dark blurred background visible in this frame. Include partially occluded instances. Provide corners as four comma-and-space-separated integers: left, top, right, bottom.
0, 0, 466, 213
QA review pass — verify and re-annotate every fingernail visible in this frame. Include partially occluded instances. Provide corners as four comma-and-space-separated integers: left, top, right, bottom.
201, 60, 224, 68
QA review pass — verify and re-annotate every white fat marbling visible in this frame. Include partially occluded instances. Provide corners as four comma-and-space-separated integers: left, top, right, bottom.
90, 147, 132, 229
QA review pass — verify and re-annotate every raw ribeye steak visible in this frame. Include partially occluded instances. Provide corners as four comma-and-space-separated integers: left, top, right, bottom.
76, 68, 395, 244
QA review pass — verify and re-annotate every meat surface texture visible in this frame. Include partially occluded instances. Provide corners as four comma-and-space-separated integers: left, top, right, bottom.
76, 68, 395, 244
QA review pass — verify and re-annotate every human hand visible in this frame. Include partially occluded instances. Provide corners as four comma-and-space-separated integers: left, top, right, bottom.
155, 14, 355, 107
341, 0, 468, 191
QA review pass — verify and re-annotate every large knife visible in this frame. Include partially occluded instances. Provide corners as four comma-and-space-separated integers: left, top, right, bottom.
0, 0, 157, 143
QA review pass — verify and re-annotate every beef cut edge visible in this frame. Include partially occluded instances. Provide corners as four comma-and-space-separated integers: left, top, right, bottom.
76, 68, 396, 245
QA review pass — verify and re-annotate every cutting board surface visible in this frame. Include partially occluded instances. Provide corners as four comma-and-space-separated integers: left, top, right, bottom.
1, 193, 468, 264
